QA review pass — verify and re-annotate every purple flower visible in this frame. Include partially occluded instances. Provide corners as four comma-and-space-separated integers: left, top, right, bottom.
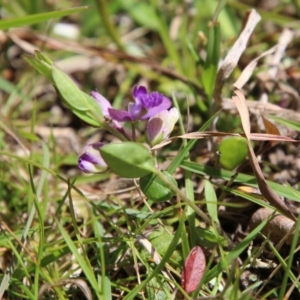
78, 142, 107, 173
108, 86, 172, 122
146, 108, 179, 146
90, 90, 122, 129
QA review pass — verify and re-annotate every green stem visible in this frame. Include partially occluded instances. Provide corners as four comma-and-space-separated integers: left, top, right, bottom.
152, 170, 231, 245
94, 0, 125, 50
213, 0, 228, 22
131, 122, 136, 142
102, 122, 129, 141
150, 0, 183, 73
172, 94, 196, 245
153, 169, 211, 225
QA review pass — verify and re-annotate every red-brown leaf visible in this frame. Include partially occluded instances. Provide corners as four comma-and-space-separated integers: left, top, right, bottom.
181, 246, 206, 294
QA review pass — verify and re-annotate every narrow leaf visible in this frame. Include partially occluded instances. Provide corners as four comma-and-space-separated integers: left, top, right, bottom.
52, 67, 89, 111
24, 54, 53, 82
233, 89, 296, 221
52, 66, 104, 127
57, 221, 101, 295
205, 180, 219, 224
214, 9, 261, 105
0, 7, 88, 30
123, 217, 184, 300
137, 235, 174, 285
202, 22, 220, 97
234, 47, 276, 90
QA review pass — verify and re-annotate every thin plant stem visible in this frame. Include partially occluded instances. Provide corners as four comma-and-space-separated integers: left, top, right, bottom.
153, 169, 211, 225
94, 0, 125, 50
131, 122, 136, 142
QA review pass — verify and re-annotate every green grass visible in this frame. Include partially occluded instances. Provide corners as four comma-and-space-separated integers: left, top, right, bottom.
0, 0, 300, 299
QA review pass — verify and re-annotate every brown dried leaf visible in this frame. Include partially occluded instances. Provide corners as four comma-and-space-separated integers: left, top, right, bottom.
177, 132, 233, 139
214, 9, 261, 106
233, 47, 276, 90
268, 28, 293, 79
232, 89, 296, 221
222, 97, 300, 123
172, 131, 300, 142
262, 116, 281, 136
150, 139, 172, 150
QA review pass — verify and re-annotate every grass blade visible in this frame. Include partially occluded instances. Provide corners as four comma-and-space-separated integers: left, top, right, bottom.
0, 6, 89, 30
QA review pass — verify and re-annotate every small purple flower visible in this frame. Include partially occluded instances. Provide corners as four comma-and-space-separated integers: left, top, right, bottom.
146, 108, 179, 146
90, 90, 122, 130
108, 86, 172, 122
78, 142, 107, 173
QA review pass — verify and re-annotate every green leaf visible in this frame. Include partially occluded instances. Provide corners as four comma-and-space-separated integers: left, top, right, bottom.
52, 66, 104, 127
57, 221, 101, 296
78, 92, 106, 126
195, 227, 228, 248
268, 115, 300, 132
100, 142, 155, 178
140, 171, 177, 202
202, 22, 220, 97
52, 67, 89, 111
125, 209, 153, 219
0, 6, 89, 30
24, 54, 53, 82
218, 136, 248, 170
204, 180, 219, 224
25, 52, 104, 127
121, 1, 158, 30
35, 51, 54, 65
148, 230, 183, 263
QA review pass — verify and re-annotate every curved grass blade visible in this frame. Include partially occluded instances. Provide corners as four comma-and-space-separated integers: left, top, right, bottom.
0, 6, 89, 30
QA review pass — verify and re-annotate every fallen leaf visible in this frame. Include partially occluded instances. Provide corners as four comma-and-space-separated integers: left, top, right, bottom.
232, 89, 296, 221
181, 246, 206, 294
262, 116, 281, 136
214, 9, 261, 106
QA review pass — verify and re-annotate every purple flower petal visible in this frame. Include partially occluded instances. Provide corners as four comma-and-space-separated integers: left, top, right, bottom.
135, 87, 172, 120
133, 86, 147, 103
128, 102, 144, 120
146, 108, 179, 146
140, 91, 163, 109
108, 85, 172, 122
90, 90, 122, 129
108, 108, 133, 122
141, 96, 172, 119
146, 117, 164, 144
90, 90, 112, 115
78, 142, 107, 173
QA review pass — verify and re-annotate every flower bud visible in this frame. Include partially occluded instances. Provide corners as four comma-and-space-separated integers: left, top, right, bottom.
146, 108, 179, 146
78, 142, 107, 173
